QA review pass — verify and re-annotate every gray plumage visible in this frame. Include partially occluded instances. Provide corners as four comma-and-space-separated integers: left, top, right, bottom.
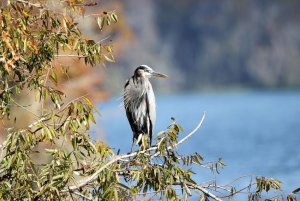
124, 65, 167, 145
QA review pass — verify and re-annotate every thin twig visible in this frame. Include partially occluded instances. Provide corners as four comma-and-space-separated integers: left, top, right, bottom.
151, 112, 206, 158
26, 117, 48, 130
218, 183, 255, 199
177, 112, 206, 146
95, 35, 112, 44
81, 14, 100, 18
199, 178, 258, 199
54, 54, 88, 58
220, 174, 253, 188
135, 186, 187, 196
12, 99, 39, 118
82, 10, 116, 18
69, 2, 97, 7
59, 93, 89, 111
16, 0, 43, 8
41, 66, 52, 116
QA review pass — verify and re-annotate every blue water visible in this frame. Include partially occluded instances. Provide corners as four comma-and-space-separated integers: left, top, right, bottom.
95, 91, 300, 197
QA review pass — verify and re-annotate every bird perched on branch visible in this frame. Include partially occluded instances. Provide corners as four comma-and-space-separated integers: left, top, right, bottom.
124, 65, 167, 148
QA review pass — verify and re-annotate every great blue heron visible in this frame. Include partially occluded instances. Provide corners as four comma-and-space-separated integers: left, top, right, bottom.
124, 65, 167, 147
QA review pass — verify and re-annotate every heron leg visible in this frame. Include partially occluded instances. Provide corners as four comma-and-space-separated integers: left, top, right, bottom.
131, 136, 140, 152
130, 141, 135, 153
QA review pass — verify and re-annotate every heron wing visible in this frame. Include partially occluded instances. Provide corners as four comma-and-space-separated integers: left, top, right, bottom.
125, 106, 138, 135
124, 78, 143, 141
124, 79, 137, 134
145, 84, 156, 144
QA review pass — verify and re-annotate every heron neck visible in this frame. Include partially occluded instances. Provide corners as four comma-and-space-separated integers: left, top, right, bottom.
133, 75, 149, 86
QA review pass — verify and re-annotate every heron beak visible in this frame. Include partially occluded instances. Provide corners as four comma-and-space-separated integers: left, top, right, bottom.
152, 72, 168, 78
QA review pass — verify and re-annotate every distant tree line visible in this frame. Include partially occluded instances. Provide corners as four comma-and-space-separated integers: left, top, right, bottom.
150, 0, 300, 89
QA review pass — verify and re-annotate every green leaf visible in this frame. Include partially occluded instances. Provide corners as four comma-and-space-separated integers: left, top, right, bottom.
52, 174, 64, 181
113, 189, 119, 201
111, 13, 118, 22
50, 71, 58, 84
89, 113, 96, 124
292, 187, 300, 193
104, 54, 115, 62
45, 148, 58, 154
97, 16, 104, 31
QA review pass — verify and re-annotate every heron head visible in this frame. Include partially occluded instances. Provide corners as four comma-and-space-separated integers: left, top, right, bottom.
134, 65, 167, 78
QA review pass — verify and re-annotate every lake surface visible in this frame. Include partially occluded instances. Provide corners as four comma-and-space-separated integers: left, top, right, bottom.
96, 91, 300, 197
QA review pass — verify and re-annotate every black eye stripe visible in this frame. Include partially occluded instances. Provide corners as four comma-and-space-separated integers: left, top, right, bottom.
134, 66, 153, 75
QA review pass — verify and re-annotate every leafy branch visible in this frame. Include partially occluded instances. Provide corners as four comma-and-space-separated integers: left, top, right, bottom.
65, 113, 205, 190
